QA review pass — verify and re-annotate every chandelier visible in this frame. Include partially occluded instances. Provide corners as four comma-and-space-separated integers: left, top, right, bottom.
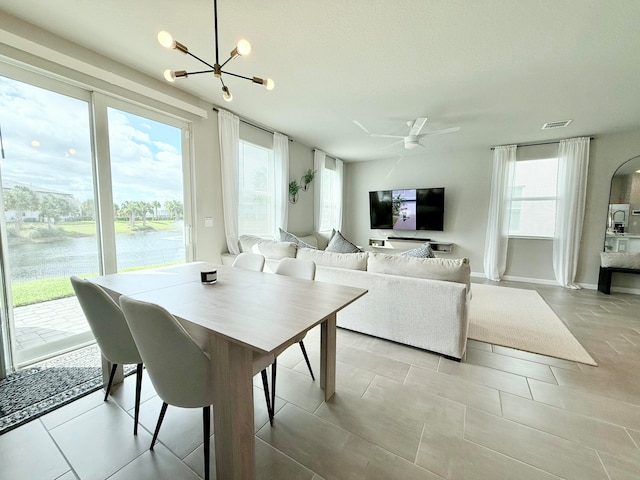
158, 0, 274, 102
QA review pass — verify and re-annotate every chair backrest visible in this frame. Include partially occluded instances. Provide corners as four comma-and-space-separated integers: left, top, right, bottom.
70, 276, 141, 365
119, 296, 213, 408
274, 258, 316, 280
232, 252, 265, 272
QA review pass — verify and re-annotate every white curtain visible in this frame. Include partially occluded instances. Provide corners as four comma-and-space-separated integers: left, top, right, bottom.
218, 109, 240, 254
273, 132, 289, 237
483, 145, 517, 281
335, 158, 344, 231
553, 137, 590, 289
313, 149, 326, 233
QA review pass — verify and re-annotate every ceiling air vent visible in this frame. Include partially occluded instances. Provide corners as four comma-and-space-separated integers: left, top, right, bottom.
542, 120, 572, 130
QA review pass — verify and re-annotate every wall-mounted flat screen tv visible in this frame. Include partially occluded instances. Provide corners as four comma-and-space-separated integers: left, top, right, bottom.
369, 188, 445, 231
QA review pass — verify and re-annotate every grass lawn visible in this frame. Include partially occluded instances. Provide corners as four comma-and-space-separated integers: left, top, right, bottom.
60, 220, 180, 236
11, 262, 180, 307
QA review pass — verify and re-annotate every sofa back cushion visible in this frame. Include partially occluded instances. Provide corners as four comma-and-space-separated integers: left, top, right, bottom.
238, 235, 297, 259
278, 228, 318, 249
296, 248, 368, 270
367, 252, 471, 291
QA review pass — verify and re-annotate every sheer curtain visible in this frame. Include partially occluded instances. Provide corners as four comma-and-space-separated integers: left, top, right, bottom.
218, 109, 240, 254
483, 145, 517, 281
313, 149, 326, 233
335, 158, 344, 231
553, 137, 590, 289
273, 132, 289, 237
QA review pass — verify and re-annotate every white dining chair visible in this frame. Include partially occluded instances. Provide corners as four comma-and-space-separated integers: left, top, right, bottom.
119, 295, 274, 480
232, 252, 266, 271
269, 258, 317, 421
70, 276, 144, 435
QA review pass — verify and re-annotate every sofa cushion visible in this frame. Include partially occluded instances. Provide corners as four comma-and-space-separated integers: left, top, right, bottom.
238, 235, 297, 259
367, 252, 471, 291
278, 228, 317, 249
399, 242, 436, 258
325, 230, 361, 253
296, 248, 368, 270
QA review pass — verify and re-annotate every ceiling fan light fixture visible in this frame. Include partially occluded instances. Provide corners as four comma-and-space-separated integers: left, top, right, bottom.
404, 141, 420, 149
159, 1, 274, 101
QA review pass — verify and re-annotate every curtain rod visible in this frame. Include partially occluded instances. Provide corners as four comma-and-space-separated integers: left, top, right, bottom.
490, 137, 594, 150
212, 107, 292, 141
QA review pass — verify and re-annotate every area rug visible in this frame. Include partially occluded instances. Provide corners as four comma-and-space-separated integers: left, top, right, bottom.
468, 284, 597, 366
0, 344, 133, 435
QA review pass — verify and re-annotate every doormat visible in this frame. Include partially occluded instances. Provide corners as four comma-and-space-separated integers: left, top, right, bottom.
0, 344, 134, 435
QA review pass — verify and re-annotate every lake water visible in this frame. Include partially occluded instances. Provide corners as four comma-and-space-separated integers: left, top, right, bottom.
7, 228, 185, 282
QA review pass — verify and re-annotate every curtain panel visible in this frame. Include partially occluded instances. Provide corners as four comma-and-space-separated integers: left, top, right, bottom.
553, 137, 590, 289
218, 109, 240, 254
313, 149, 327, 233
483, 145, 517, 281
273, 132, 289, 237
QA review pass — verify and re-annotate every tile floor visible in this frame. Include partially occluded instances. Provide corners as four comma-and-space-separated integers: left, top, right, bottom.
1, 280, 639, 480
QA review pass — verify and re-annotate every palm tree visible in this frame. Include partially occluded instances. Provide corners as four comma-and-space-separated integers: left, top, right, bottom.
4, 185, 38, 234
39, 194, 72, 228
151, 200, 161, 220
119, 201, 136, 228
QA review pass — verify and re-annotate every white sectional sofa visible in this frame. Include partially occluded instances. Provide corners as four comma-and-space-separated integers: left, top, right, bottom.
221, 235, 471, 360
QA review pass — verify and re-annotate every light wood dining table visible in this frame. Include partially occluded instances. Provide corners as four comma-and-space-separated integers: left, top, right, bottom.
90, 262, 367, 480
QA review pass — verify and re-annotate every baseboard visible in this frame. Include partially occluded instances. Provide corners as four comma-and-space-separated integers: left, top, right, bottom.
470, 272, 559, 286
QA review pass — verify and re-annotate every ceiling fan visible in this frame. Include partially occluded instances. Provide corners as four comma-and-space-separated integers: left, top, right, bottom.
354, 117, 460, 149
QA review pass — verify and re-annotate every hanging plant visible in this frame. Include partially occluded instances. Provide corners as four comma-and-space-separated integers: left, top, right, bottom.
289, 180, 301, 203
301, 169, 317, 191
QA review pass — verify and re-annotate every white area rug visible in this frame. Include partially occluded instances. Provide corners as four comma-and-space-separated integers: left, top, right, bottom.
468, 284, 597, 366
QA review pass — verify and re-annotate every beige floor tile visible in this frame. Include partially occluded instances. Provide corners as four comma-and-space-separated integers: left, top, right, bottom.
465, 348, 557, 384
464, 408, 608, 480
627, 428, 640, 449
552, 365, 640, 406
491, 345, 582, 371
599, 452, 640, 480
335, 361, 376, 397
364, 446, 444, 479
40, 389, 106, 430
406, 365, 502, 416
416, 427, 560, 480
268, 364, 326, 413
337, 346, 412, 381
466, 339, 492, 352
500, 392, 639, 461
108, 444, 200, 480
364, 375, 465, 437
353, 336, 441, 370
315, 389, 423, 461
438, 357, 532, 398
257, 403, 375, 480
528, 378, 640, 430
0, 420, 70, 480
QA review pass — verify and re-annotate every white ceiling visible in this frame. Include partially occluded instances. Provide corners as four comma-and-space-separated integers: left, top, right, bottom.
2, 0, 640, 162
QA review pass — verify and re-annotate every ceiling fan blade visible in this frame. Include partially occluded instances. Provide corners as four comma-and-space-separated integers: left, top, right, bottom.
418, 126, 461, 137
409, 117, 428, 136
371, 133, 405, 139
382, 139, 405, 149
353, 120, 371, 135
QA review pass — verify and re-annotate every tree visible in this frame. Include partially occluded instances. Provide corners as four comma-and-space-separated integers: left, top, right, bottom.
151, 200, 161, 220
80, 199, 95, 219
119, 201, 136, 228
4, 185, 38, 234
39, 194, 73, 228
164, 200, 183, 220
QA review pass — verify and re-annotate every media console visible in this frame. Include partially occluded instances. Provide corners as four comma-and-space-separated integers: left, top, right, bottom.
368, 237, 454, 253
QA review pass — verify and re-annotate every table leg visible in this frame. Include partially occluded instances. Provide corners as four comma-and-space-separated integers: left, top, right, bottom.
210, 334, 256, 479
320, 313, 337, 401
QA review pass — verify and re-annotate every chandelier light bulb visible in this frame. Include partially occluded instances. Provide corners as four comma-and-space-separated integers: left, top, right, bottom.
236, 39, 252, 56
222, 86, 233, 102
163, 69, 176, 82
157, 31, 175, 49
264, 78, 275, 90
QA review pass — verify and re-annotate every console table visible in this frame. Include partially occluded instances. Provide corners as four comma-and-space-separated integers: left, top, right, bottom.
598, 266, 640, 294
368, 237, 454, 253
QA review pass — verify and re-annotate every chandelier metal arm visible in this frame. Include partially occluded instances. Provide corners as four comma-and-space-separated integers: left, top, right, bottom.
213, 0, 220, 65
220, 70, 254, 82
183, 69, 216, 76
185, 51, 217, 71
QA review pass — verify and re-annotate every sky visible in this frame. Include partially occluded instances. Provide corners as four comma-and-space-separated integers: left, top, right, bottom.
0, 74, 184, 208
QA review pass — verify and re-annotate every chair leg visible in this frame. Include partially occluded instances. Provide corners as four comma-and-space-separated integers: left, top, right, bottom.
203, 406, 211, 480
299, 341, 315, 381
104, 363, 118, 401
271, 358, 277, 420
133, 363, 143, 435
261, 369, 273, 426
150, 402, 169, 450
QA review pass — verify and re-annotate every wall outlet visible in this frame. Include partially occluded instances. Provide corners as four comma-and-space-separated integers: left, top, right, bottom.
204, 217, 214, 227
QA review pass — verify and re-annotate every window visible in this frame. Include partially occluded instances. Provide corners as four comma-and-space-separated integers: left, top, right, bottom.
509, 158, 558, 237
238, 140, 274, 236
319, 162, 341, 232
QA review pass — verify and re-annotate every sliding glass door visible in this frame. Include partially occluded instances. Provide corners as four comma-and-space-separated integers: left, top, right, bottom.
0, 68, 193, 372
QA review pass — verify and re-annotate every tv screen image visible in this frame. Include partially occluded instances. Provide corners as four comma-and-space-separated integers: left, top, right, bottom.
369, 187, 444, 231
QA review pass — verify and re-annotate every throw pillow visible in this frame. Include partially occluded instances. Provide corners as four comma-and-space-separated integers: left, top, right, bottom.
399, 242, 436, 258
238, 234, 297, 259
278, 228, 317, 249
325, 230, 361, 253
297, 249, 368, 270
